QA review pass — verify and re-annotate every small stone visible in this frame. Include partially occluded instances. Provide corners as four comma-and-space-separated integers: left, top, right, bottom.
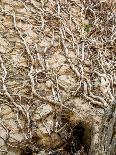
33, 104, 53, 120
0, 106, 13, 117
7, 150, 21, 155
58, 75, 75, 89
46, 80, 53, 88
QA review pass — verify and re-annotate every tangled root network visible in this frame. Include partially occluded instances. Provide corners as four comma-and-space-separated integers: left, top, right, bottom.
0, 0, 115, 155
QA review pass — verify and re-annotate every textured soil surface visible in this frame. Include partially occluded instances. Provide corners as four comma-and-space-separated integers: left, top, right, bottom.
0, 0, 115, 155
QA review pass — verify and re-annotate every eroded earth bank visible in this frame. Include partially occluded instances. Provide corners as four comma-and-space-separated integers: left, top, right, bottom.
0, 0, 116, 155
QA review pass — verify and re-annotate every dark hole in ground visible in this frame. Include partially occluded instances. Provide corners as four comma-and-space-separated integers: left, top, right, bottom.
59, 113, 92, 154
20, 147, 33, 155
20, 122, 91, 155
64, 124, 87, 155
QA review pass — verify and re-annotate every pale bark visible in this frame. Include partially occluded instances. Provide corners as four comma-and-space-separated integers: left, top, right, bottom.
89, 101, 116, 155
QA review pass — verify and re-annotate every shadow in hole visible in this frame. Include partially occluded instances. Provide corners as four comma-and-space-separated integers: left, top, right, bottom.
64, 124, 87, 155
20, 147, 33, 155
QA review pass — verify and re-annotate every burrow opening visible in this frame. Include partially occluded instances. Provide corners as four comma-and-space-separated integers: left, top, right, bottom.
64, 122, 92, 155
20, 114, 92, 155
20, 123, 92, 155
20, 147, 33, 155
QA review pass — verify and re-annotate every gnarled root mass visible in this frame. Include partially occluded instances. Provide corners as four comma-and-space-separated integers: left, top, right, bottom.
0, 0, 115, 155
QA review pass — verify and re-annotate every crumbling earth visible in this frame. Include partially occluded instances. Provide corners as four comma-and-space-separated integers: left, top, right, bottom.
0, 0, 115, 155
